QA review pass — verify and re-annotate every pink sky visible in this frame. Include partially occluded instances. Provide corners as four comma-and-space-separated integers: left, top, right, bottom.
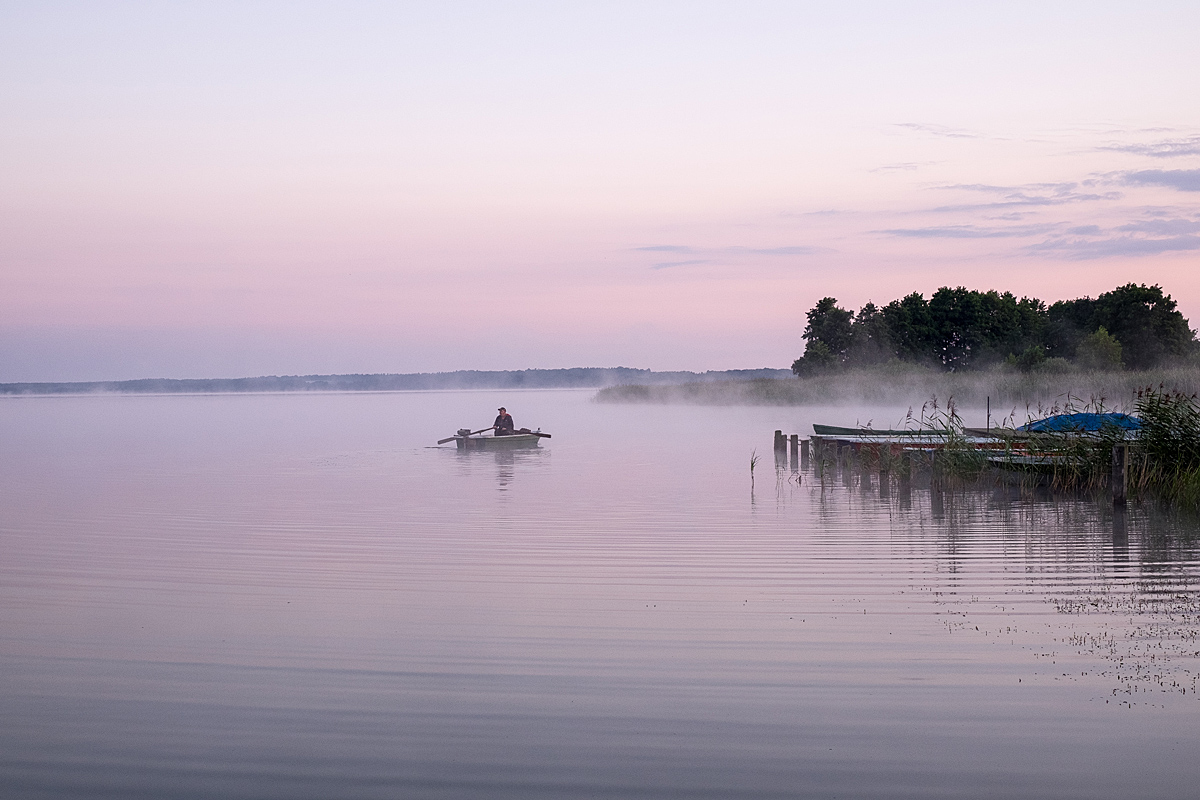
2, 2, 1198, 381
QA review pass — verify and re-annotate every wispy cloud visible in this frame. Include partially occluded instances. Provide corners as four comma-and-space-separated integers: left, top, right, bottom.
1101, 135, 1200, 158
878, 223, 1057, 239
1121, 169, 1200, 192
870, 161, 940, 173
1030, 235, 1200, 259
1026, 215, 1200, 259
928, 182, 1121, 212
1114, 217, 1200, 235
726, 246, 826, 256
652, 261, 705, 271
894, 122, 981, 139
635, 244, 829, 267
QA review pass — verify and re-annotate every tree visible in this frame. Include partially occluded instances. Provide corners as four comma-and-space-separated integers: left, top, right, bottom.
881, 293, 936, 363
928, 286, 988, 370
791, 341, 835, 376
1075, 326, 1123, 371
1092, 284, 1193, 368
790, 283, 1195, 374
802, 297, 853, 358
1047, 284, 1195, 368
847, 301, 893, 365
792, 297, 853, 375
1013, 345, 1047, 373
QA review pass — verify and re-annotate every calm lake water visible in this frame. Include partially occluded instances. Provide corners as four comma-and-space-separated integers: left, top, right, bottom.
2, 389, 1199, 799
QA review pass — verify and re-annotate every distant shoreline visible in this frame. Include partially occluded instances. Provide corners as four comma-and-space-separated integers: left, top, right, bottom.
0, 367, 792, 396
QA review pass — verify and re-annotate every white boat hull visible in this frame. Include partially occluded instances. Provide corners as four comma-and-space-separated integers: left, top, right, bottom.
454, 433, 542, 450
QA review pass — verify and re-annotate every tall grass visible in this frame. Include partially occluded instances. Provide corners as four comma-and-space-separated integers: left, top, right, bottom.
594, 365, 1200, 408
1130, 386, 1200, 510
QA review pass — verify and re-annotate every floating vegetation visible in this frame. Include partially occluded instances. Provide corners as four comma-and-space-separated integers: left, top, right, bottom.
1053, 576, 1200, 704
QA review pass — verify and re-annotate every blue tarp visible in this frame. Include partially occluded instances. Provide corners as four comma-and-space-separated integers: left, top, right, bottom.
1020, 412, 1142, 433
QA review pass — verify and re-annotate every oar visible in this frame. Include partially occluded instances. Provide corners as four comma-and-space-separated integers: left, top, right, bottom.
518, 428, 552, 438
437, 426, 494, 445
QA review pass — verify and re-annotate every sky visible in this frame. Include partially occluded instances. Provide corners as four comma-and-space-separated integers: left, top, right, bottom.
2, 1, 1199, 381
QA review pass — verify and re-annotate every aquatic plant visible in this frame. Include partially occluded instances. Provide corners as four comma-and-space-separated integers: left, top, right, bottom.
905, 395, 988, 484
594, 364, 1200, 409
1131, 386, 1200, 509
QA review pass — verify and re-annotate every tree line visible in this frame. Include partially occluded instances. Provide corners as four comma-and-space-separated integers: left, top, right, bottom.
792, 283, 1197, 375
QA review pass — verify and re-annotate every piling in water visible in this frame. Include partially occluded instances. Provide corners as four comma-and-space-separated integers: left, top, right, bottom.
1112, 444, 1127, 506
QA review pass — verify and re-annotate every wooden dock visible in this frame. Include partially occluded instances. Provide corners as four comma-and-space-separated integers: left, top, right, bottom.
774, 425, 1134, 506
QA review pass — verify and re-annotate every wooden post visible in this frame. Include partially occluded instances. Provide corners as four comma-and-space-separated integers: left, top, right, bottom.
800, 439, 810, 470
899, 453, 911, 491
789, 435, 799, 472
1112, 444, 1127, 507
930, 451, 944, 517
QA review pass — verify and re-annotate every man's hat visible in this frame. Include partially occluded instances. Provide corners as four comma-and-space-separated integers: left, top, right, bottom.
498, 407, 506, 411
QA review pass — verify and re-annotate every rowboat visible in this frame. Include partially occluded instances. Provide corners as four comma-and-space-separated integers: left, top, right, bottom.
813, 424, 951, 437
439, 427, 551, 450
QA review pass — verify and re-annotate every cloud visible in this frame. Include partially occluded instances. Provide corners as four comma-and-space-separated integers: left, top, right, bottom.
1114, 218, 1200, 235
650, 259, 710, 270
1121, 169, 1200, 192
1065, 225, 1102, 235
894, 122, 981, 139
635, 245, 830, 264
878, 223, 1057, 239
870, 161, 940, 173
779, 209, 845, 218
1029, 234, 1200, 259
728, 246, 827, 256
925, 182, 1121, 213
1101, 135, 1200, 158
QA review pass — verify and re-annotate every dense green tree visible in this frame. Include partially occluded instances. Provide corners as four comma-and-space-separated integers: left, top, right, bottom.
791, 340, 835, 376
803, 297, 853, 357
847, 301, 892, 365
1075, 326, 1123, 371
792, 298, 853, 375
1048, 284, 1193, 368
1092, 284, 1193, 368
927, 287, 988, 369
881, 292, 936, 363
794, 282, 1194, 375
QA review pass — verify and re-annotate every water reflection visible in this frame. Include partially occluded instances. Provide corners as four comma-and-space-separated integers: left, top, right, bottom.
452, 444, 548, 492
3, 392, 1200, 799
796, 457, 1200, 710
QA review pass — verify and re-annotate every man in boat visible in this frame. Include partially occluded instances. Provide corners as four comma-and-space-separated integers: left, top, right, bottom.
493, 407, 515, 436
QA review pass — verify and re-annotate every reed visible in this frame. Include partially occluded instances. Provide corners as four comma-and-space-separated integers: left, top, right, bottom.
1128, 386, 1200, 509
594, 365, 1200, 408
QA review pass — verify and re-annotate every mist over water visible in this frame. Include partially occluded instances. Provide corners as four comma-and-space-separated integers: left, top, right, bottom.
2, 390, 1199, 799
